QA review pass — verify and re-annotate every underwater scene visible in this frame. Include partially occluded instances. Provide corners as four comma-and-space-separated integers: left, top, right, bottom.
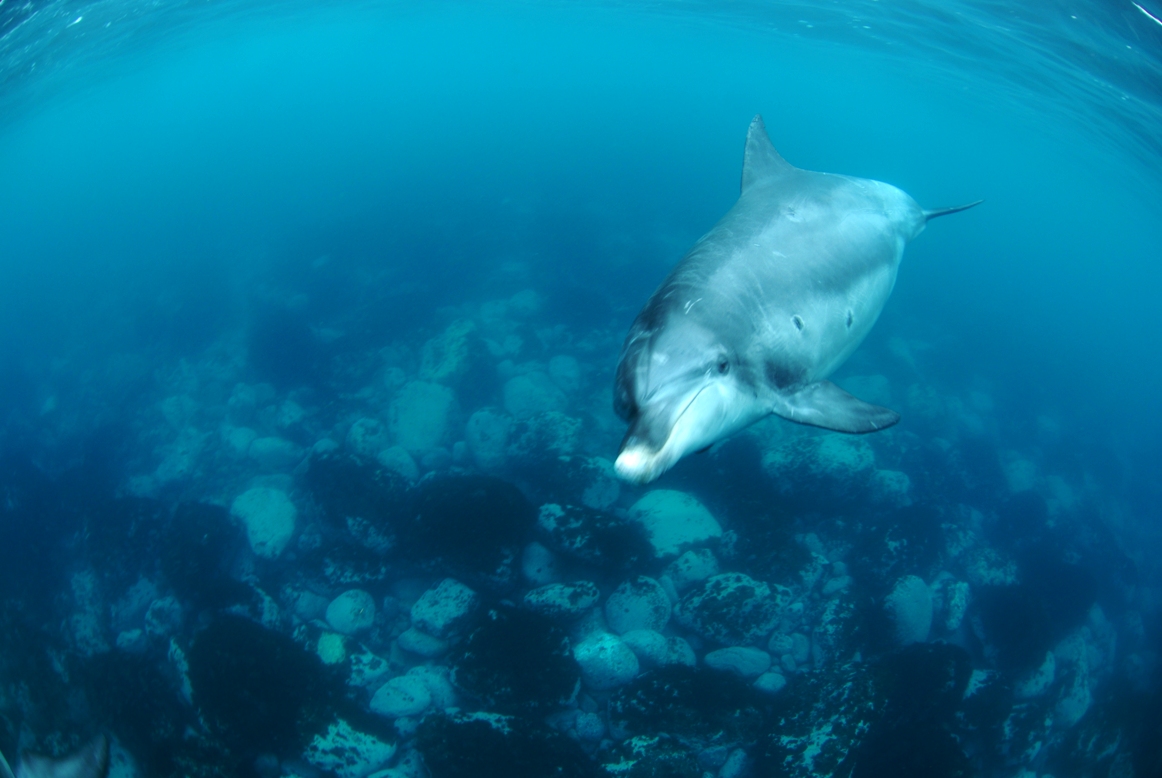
0, 1, 1160, 776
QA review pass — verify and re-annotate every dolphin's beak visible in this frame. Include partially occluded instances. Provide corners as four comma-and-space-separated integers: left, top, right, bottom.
614, 384, 714, 484
614, 435, 678, 484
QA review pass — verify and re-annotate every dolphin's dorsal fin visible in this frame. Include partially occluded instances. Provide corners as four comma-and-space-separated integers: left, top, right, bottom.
741, 115, 794, 194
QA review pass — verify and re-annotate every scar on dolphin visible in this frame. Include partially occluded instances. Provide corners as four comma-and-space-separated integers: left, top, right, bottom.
613, 115, 981, 484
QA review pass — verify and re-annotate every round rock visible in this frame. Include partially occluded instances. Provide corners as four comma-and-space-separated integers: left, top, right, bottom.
524, 582, 600, 620
521, 542, 559, 586
620, 629, 669, 668
230, 487, 297, 559
704, 646, 772, 678
411, 579, 478, 638
754, 671, 788, 696
574, 632, 640, 691
326, 589, 376, 635
396, 627, 449, 658
371, 675, 432, 718
346, 417, 390, 458
604, 576, 670, 635
665, 549, 720, 592
628, 491, 722, 558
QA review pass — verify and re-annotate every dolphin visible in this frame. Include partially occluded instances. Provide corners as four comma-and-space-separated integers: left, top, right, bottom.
613, 115, 980, 483
0, 735, 108, 778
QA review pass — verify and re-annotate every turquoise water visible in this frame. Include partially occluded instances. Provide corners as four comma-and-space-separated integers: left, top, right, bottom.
0, 2, 1160, 776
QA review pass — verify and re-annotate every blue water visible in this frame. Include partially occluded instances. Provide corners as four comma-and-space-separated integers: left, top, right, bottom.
0, 1, 1160, 776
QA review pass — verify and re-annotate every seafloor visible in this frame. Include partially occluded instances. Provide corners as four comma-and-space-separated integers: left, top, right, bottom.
0, 279, 1158, 778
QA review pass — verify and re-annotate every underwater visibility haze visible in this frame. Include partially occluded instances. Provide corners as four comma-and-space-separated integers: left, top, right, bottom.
0, 1, 1160, 776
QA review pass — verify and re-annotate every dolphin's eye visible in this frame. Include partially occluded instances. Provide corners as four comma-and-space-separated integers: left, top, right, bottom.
716, 357, 730, 375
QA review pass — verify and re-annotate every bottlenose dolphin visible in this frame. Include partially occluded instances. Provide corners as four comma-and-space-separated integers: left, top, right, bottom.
0, 735, 108, 778
614, 115, 980, 483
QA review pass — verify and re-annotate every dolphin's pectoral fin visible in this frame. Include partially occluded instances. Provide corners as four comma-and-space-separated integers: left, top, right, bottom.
741, 115, 795, 194
923, 200, 983, 221
775, 381, 900, 434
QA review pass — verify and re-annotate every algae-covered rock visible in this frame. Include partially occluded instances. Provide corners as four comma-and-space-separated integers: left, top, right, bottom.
523, 581, 600, 620
609, 665, 767, 745
451, 607, 579, 714
415, 712, 594, 778
403, 476, 533, 589
187, 614, 361, 754
537, 503, 652, 570
304, 718, 396, 778
675, 572, 787, 646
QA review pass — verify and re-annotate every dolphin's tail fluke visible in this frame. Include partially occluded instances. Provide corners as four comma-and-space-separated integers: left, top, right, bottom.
924, 199, 984, 221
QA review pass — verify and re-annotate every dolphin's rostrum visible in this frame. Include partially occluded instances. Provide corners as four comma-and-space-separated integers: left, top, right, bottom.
613, 115, 980, 483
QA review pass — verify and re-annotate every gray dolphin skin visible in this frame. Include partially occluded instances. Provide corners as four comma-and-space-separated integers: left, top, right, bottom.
613, 115, 981, 483
0, 735, 109, 778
